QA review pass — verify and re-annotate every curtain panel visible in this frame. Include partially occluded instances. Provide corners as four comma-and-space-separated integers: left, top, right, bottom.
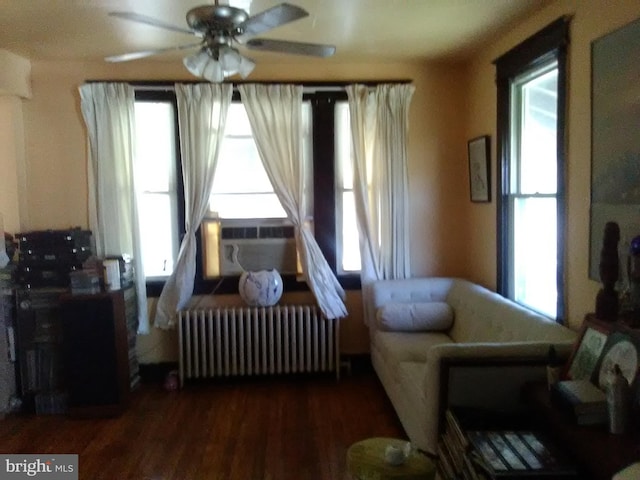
239, 84, 347, 320
79, 82, 149, 333
154, 83, 232, 328
347, 83, 414, 323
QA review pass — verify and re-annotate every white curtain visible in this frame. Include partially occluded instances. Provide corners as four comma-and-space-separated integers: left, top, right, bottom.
154, 83, 232, 328
239, 84, 347, 319
347, 84, 414, 322
79, 82, 149, 333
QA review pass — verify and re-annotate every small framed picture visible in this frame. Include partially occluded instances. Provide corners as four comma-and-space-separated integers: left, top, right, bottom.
564, 317, 610, 381
468, 135, 491, 202
591, 325, 640, 390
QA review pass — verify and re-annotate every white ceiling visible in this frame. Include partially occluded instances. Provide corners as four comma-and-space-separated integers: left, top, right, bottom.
0, 0, 549, 65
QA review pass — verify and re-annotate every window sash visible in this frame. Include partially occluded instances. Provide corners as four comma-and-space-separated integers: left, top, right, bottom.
495, 17, 569, 322
134, 98, 180, 281
507, 194, 557, 317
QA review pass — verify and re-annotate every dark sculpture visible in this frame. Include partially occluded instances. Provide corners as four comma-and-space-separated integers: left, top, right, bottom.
595, 221, 620, 321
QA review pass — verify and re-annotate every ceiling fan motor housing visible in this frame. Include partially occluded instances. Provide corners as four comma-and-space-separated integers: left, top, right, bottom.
186, 5, 248, 36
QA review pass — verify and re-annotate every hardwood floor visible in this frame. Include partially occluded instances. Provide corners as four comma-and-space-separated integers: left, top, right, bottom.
0, 369, 406, 479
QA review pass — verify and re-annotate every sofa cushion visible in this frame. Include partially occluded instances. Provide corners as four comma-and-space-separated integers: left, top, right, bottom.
397, 361, 429, 403
376, 302, 454, 332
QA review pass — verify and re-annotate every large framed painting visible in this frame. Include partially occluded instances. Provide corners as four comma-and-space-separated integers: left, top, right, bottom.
589, 17, 640, 279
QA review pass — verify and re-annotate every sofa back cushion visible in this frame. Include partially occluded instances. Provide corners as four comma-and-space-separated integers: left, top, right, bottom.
445, 279, 575, 343
376, 302, 454, 332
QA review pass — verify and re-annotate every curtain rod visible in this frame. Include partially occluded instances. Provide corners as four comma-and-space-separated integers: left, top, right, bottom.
85, 79, 413, 92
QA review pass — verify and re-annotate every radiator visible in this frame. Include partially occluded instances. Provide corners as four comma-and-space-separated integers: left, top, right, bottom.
178, 305, 340, 386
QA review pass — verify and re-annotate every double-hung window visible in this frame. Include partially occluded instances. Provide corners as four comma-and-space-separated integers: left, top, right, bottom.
134, 92, 181, 281
495, 18, 569, 320
133, 86, 361, 295
335, 101, 361, 274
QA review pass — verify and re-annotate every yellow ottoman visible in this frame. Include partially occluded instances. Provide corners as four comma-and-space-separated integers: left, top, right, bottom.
346, 437, 436, 480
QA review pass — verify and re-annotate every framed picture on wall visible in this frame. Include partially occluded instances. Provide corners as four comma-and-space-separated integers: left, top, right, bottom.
589, 17, 640, 279
468, 135, 491, 203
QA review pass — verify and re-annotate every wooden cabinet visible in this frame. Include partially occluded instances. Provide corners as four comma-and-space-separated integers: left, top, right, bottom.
59, 287, 138, 417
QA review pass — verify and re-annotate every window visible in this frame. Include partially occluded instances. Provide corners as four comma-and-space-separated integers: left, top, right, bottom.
201, 102, 311, 278
134, 93, 181, 281
495, 18, 569, 320
133, 87, 360, 295
335, 101, 361, 273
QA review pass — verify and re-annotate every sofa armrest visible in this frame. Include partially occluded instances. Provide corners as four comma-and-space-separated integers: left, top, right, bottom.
427, 341, 574, 365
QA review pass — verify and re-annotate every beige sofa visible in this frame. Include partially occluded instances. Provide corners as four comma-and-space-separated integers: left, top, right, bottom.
368, 277, 576, 455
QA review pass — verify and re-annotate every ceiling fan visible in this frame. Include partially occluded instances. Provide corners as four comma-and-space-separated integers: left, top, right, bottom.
105, 1, 336, 82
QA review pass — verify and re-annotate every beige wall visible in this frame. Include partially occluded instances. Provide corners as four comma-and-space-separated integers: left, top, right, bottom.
0, 97, 25, 234
0, 50, 31, 233
466, 0, 640, 330
15, 59, 468, 361
0, 49, 31, 98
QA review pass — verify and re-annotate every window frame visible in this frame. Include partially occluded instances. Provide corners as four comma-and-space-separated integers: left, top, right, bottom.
494, 17, 570, 322
134, 85, 363, 296
134, 89, 184, 297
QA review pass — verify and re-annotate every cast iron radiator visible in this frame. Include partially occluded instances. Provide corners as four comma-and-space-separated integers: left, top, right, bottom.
178, 305, 340, 386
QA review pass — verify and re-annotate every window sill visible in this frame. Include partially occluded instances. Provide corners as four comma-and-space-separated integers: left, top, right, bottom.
145, 273, 361, 298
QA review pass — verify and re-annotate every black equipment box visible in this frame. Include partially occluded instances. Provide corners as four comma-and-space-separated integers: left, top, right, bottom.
16, 228, 93, 289
17, 228, 92, 251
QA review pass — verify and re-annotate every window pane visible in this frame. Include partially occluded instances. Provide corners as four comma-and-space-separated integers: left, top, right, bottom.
341, 192, 361, 272
134, 102, 176, 192
212, 138, 273, 194
512, 197, 557, 317
517, 68, 558, 194
210, 193, 286, 219
138, 193, 176, 278
335, 102, 361, 273
224, 103, 253, 136
335, 102, 353, 188
135, 100, 178, 279
209, 102, 312, 219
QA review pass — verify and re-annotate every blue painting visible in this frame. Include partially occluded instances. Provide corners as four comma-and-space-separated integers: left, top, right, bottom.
590, 16, 640, 280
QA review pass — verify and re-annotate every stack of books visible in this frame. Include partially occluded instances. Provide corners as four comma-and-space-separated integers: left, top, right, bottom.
437, 407, 578, 479
438, 409, 482, 479
551, 379, 608, 426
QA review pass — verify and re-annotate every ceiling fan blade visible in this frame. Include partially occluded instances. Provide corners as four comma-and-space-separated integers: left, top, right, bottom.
245, 38, 335, 57
238, 3, 308, 38
105, 42, 202, 63
109, 11, 197, 36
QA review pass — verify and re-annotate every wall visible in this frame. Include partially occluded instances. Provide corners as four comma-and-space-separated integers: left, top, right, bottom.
0, 50, 31, 234
0, 97, 24, 234
16, 59, 468, 361
465, 0, 640, 330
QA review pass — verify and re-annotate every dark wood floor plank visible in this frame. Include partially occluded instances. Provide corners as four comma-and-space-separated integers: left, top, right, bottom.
0, 370, 405, 479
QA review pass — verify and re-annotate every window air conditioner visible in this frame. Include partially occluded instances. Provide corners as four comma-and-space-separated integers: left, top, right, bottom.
218, 223, 298, 275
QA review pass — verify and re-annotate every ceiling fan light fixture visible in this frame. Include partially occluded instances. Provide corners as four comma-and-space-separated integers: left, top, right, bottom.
183, 48, 210, 77
238, 56, 256, 79
202, 58, 225, 82
219, 45, 242, 74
